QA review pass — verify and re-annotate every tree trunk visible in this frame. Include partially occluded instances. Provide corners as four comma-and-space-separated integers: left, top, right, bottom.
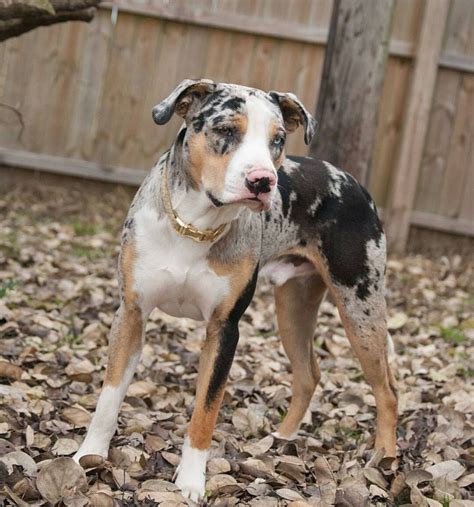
309, 0, 395, 185
0, 0, 101, 42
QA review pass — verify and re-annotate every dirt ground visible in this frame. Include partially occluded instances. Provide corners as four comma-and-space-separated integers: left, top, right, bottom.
0, 183, 473, 506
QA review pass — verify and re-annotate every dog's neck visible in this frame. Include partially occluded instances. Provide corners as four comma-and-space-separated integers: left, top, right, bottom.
165, 127, 242, 232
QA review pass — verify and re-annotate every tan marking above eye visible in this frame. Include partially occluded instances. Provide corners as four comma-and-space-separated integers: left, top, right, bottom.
232, 114, 248, 135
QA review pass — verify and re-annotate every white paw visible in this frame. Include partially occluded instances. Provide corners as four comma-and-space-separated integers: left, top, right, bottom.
175, 465, 206, 502
175, 437, 208, 502
73, 441, 108, 465
272, 430, 299, 441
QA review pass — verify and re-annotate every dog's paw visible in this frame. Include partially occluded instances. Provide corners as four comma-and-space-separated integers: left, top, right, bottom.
175, 467, 206, 502
175, 437, 208, 502
73, 444, 108, 467
272, 430, 299, 441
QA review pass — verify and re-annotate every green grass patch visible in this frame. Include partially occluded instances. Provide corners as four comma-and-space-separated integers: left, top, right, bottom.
71, 246, 102, 260
457, 367, 474, 378
0, 279, 18, 298
72, 220, 98, 237
276, 407, 286, 422
440, 326, 467, 345
0, 232, 21, 258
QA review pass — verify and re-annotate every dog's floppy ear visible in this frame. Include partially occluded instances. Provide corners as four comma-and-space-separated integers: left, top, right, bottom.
152, 78, 216, 125
268, 91, 317, 145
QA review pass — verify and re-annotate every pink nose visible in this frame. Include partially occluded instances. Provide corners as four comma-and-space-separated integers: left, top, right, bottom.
245, 169, 277, 195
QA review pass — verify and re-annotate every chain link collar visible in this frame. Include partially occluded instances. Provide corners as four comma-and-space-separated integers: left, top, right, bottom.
160, 160, 228, 243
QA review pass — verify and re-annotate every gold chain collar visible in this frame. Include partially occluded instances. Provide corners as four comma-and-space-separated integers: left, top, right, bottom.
160, 160, 228, 243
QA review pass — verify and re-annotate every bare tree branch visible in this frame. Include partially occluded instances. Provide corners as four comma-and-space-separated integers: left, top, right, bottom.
0, 0, 101, 42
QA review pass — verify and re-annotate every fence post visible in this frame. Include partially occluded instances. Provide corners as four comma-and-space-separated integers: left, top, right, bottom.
384, 0, 450, 253
309, 0, 395, 186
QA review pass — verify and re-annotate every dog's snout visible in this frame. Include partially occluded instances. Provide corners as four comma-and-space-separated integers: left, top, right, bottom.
245, 169, 276, 195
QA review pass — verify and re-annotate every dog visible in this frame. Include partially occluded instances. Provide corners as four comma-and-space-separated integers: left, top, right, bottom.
74, 79, 397, 501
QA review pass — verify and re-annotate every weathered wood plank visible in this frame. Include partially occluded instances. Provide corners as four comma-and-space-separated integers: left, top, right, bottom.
97, 0, 474, 74
409, 210, 474, 237
438, 74, 474, 218
385, 0, 450, 253
414, 69, 462, 213
369, 57, 412, 206
0, 147, 148, 185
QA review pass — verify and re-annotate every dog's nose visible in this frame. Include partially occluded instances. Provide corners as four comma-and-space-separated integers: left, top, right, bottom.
245, 169, 277, 195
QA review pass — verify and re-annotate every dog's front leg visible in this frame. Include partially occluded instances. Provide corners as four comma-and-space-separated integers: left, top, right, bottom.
74, 301, 145, 464
176, 265, 259, 501
74, 242, 145, 464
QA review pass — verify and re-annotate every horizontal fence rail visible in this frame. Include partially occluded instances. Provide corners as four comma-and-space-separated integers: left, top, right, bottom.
2, 146, 472, 238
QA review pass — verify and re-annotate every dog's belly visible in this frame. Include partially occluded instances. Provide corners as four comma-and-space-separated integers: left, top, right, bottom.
133, 206, 230, 320
260, 257, 315, 286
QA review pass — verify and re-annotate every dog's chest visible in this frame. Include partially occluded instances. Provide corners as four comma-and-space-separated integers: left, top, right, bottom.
132, 206, 230, 321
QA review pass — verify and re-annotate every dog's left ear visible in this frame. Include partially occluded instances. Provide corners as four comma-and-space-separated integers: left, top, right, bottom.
152, 78, 216, 125
269, 91, 317, 145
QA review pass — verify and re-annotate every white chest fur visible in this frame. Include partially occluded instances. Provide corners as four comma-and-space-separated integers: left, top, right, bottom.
132, 205, 230, 321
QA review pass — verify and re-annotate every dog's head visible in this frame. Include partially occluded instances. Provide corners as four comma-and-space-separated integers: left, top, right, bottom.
153, 79, 317, 211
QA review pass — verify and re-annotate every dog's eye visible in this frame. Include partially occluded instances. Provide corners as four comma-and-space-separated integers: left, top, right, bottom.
214, 126, 235, 138
272, 135, 285, 147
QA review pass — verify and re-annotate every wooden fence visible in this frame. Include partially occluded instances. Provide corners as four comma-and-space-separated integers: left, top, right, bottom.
0, 0, 473, 248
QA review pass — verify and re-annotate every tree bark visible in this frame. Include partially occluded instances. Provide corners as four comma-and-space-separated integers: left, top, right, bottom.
309, 0, 395, 185
0, 0, 101, 42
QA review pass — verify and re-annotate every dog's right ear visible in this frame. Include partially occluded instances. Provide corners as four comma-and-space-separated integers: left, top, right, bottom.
152, 79, 216, 125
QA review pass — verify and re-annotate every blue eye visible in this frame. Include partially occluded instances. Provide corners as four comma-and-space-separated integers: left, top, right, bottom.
272, 135, 284, 147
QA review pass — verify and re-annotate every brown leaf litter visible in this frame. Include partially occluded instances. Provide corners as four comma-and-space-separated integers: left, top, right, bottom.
0, 184, 473, 506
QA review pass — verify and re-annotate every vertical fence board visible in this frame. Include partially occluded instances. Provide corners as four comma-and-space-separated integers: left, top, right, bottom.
438, 75, 474, 218
369, 58, 412, 206
414, 70, 462, 213
385, 0, 451, 252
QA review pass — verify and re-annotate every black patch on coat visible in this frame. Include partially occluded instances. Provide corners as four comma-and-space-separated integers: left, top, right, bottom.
276, 168, 292, 217
123, 217, 134, 230
222, 97, 245, 111
192, 106, 217, 133
316, 181, 383, 299
211, 114, 225, 126
220, 139, 230, 155
206, 191, 224, 207
276, 157, 384, 301
205, 265, 259, 408
175, 127, 187, 145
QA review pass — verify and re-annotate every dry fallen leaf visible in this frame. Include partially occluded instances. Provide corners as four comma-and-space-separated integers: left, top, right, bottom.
426, 460, 465, 481
36, 457, 87, 503
207, 473, 240, 495
52, 438, 80, 456
0, 361, 22, 380
0, 451, 38, 476
62, 406, 92, 427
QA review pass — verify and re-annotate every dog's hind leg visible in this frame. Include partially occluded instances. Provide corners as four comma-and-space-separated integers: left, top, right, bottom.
318, 246, 398, 457
74, 243, 145, 465
273, 274, 327, 440
332, 286, 397, 456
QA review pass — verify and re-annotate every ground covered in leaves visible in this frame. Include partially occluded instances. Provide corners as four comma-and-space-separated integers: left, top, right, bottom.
0, 183, 473, 507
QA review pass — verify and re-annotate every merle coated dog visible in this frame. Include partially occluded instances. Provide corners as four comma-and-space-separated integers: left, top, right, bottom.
74, 79, 397, 501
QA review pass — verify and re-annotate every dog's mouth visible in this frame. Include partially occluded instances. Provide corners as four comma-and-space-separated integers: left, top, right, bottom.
206, 191, 271, 212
